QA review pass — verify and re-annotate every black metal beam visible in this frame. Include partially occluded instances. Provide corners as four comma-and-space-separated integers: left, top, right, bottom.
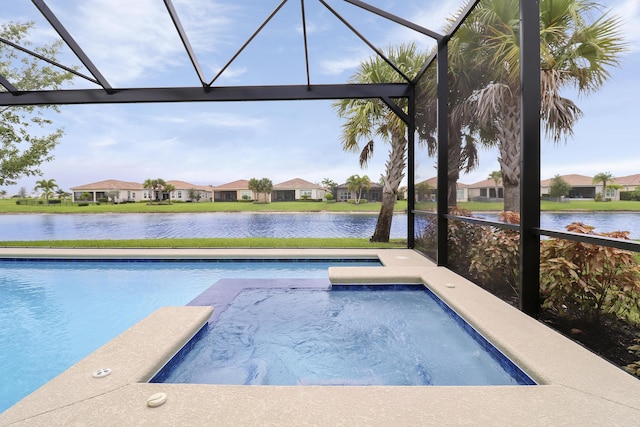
301, 0, 312, 88
0, 36, 99, 86
343, 0, 443, 41
0, 83, 410, 106
436, 40, 449, 267
31, 0, 112, 92
163, 0, 207, 87
519, 0, 541, 317
380, 96, 409, 124
319, 0, 411, 83
0, 74, 17, 93
407, 86, 416, 248
209, 0, 289, 86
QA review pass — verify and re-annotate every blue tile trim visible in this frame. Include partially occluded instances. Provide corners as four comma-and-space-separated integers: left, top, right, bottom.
0, 257, 381, 264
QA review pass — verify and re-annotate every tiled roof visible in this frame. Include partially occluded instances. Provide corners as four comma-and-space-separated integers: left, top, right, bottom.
616, 174, 640, 186
468, 178, 500, 188
540, 174, 594, 187
213, 179, 249, 190
274, 178, 321, 189
70, 179, 143, 190
166, 180, 212, 192
416, 177, 469, 188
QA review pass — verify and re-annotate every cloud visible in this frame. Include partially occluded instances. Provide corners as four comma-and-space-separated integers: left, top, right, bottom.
89, 137, 119, 148
613, 0, 640, 52
46, 0, 239, 86
320, 54, 366, 75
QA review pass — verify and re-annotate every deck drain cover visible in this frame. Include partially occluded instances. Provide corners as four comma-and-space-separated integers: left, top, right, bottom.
92, 368, 112, 378
147, 392, 168, 408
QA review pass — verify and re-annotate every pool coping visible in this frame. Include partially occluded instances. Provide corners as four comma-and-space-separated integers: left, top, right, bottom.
1, 248, 640, 425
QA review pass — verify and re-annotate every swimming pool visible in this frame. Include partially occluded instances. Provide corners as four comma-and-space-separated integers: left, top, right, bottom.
153, 283, 534, 386
0, 258, 379, 413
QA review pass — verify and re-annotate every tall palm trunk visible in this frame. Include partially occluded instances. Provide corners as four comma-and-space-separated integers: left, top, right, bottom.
447, 126, 463, 206
372, 131, 406, 242
496, 97, 521, 212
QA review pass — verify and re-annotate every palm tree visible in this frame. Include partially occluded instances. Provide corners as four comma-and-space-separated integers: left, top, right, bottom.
346, 174, 371, 205
34, 178, 58, 204
593, 172, 615, 199
56, 188, 70, 200
163, 183, 176, 204
465, 0, 624, 212
488, 171, 502, 200
143, 178, 157, 203
335, 43, 427, 242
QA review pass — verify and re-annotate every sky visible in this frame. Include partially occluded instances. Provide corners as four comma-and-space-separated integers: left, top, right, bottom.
1, 0, 640, 195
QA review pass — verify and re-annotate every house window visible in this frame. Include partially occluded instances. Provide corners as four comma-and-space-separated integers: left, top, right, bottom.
480, 189, 487, 197
178, 191, 182, 199
300, 190, 312, 198
132, 192, 135, 198
340, 191, 351, 201
143, 192, 148, 199
241, 191, 252, 200
456, 189, 465, 201
605, 188, 616, 198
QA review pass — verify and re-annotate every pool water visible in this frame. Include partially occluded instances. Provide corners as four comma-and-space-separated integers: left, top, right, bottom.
0, 259, 379, 413
153, 285, 534, 386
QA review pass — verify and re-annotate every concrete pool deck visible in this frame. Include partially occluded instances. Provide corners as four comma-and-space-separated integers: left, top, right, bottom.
1, 248, 639, 425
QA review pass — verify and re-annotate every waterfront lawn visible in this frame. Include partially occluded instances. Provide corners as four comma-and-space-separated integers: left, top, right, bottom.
0, 238, 405, 248
0, 199, 408, 214
428, 200, 640, 212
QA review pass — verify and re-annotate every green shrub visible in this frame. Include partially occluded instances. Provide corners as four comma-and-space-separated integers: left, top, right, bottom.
417, 207, 484, 276
469, 211, 520, 298
97, 198, 108, 203
324, 193, 334, 201
48, 199, 61, 204
78, 202, 89, 207
540, 222, 640, 324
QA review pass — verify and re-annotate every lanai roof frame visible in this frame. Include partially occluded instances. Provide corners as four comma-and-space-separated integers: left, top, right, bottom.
7, 1, 631, 318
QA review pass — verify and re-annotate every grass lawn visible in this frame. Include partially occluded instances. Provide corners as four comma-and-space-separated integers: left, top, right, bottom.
0, 199, 407, 214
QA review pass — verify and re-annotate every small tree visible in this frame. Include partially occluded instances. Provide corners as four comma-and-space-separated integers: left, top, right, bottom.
56, 188, 70, 200
415, 181, 431, 202
105, 189, 120, 204
593, 172, 615, 201
321, 178, 338, 194
1, 22, 74, 187
80, 192, 92, 202
18, 187, 27, 198
346, 174, 370, 204
248, 177, 273, 203
163, 184, 175, 204
187, 188, 201, 202
34, 178, 58, 204
548, 175, 572, 199
488, 171, 502, 199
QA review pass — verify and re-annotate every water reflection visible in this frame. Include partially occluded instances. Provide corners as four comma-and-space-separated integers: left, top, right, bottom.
1, 213, 408, 241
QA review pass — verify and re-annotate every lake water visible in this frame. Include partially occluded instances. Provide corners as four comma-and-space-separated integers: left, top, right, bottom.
478, 212, 640, 239
0, 211, 638, 241
0, 212, 407, 241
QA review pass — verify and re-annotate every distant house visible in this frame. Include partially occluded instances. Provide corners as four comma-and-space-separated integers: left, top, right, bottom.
213, 179, 253, 202
540, 174, 600, 199
165, 180, 212, 202
335, 182, 383, 202
418, 177, 469, 203
71, 179, 144, 203
71, 179, 212, 202
468, 178, 503, 202
616, 174, 640, 192
272, 178, 326, 201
